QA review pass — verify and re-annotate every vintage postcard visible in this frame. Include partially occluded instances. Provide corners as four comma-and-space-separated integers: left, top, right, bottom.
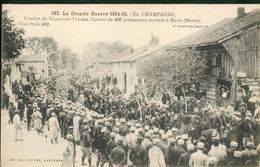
1, 4, 260, 167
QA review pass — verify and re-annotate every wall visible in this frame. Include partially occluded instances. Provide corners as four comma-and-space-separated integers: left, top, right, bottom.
222, 26, 260, 79
19, 61, 48, 79
111, 61, 136, 94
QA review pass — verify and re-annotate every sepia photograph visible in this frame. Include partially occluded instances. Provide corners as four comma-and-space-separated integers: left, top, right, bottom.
1, 4, 260, 167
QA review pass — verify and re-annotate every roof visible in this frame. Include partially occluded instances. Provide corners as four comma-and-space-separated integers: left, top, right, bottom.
16, 54, 47, 62
99, 45, 162, 63
167, 9, 260, 48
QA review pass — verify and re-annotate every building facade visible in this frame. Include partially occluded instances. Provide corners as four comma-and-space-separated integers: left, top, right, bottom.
15, 54, 49, 82
166, 7, 260, 105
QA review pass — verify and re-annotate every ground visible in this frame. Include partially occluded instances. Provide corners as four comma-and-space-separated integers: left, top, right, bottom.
1, 110, 102, 167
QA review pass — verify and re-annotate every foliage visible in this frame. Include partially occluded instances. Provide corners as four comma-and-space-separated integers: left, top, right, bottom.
25, 37, 59, 69
138, 49, 209, 93
26, 37, 78, 70
2, 10, 25, 60
149, 33, 160, 46
57, 47, 79, 70
82, 41, 132, 65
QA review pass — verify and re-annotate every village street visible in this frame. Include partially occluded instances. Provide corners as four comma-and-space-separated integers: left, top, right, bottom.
1, 110, 102, 167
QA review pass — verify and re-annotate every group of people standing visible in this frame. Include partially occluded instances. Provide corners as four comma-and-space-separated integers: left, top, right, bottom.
6, 75, 260, 167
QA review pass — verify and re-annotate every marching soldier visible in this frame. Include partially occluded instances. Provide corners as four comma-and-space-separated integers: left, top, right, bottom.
81, 125, 92, 166
111, 137, 127, 167
129, 136, 147, 167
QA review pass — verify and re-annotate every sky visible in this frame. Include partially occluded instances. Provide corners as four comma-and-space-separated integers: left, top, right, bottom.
3, 4, 259, 57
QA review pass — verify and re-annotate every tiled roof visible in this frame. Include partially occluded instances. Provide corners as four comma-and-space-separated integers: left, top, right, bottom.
167, 9, 260, 48
99, 45, 162, 63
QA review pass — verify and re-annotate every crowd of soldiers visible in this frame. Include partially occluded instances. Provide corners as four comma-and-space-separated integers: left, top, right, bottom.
7, 75, 260, 167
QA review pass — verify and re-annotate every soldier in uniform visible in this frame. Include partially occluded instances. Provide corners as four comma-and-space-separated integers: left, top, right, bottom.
17, 99, 25, 120
62, 134, 75, 167
208, 136, 226, 164
129, 136, 147, 167
158, 134, 169, 164
26, 104, 34, 131
125, 126, 137, 167
178, 144, 194, 167
80, 125, 92, 166
92, 127, 108, 167
168, 139, 185, 167
111, 137, 127, 167
39, 99, 47, 125
48, 112, 60, 144
107, 132, 118, 167
148, 138, 166, 167
227, 151, 244, 167
8, 102, 16, 124
189, 142, 208, 167
119, 118, 128, 136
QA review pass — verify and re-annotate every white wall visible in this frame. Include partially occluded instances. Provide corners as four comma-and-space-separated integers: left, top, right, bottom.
110, 61, 137, 94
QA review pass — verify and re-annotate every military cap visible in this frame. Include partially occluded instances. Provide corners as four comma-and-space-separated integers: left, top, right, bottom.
168, 138, 176, 143
181, 134, 188, 140
197, 142, 204, 149
145, 132, 150, 137
119, 118, 126, 123
148, 129, 153, 134
137, 136, 143, 140
172, 127, 178, 132
127, 121, 132, 126
110, 132, 116, 138
137, 128, 143, 133
135, 123, 141, 128
105, 122, 112, 127
130, 127, 136, 132
247, 142, 254, 147
159, 130, 165, 135
144, 125, 150, 131
247, 112, 253, 117
166, 131, 173, 137
187, 144, 194, 151
177, 139, 184, 145
212, 136, 220, 140
115, 122, 121, 127
66, 134, 74, 140
234, 151, 242, 157
153, 127, 159, 133
101, 127, 107, 133
230, 141, 238, 148
153, 138, 160, 145
161, 134, 168, 140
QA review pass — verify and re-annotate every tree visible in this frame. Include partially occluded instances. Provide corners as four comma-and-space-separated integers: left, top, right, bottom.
82, 41, 131, 66
26, 37, 59, 69
2, 10, 25, 60
57, 47, 79, 70
138, 48, 209, 95
149, 33, 160, 46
